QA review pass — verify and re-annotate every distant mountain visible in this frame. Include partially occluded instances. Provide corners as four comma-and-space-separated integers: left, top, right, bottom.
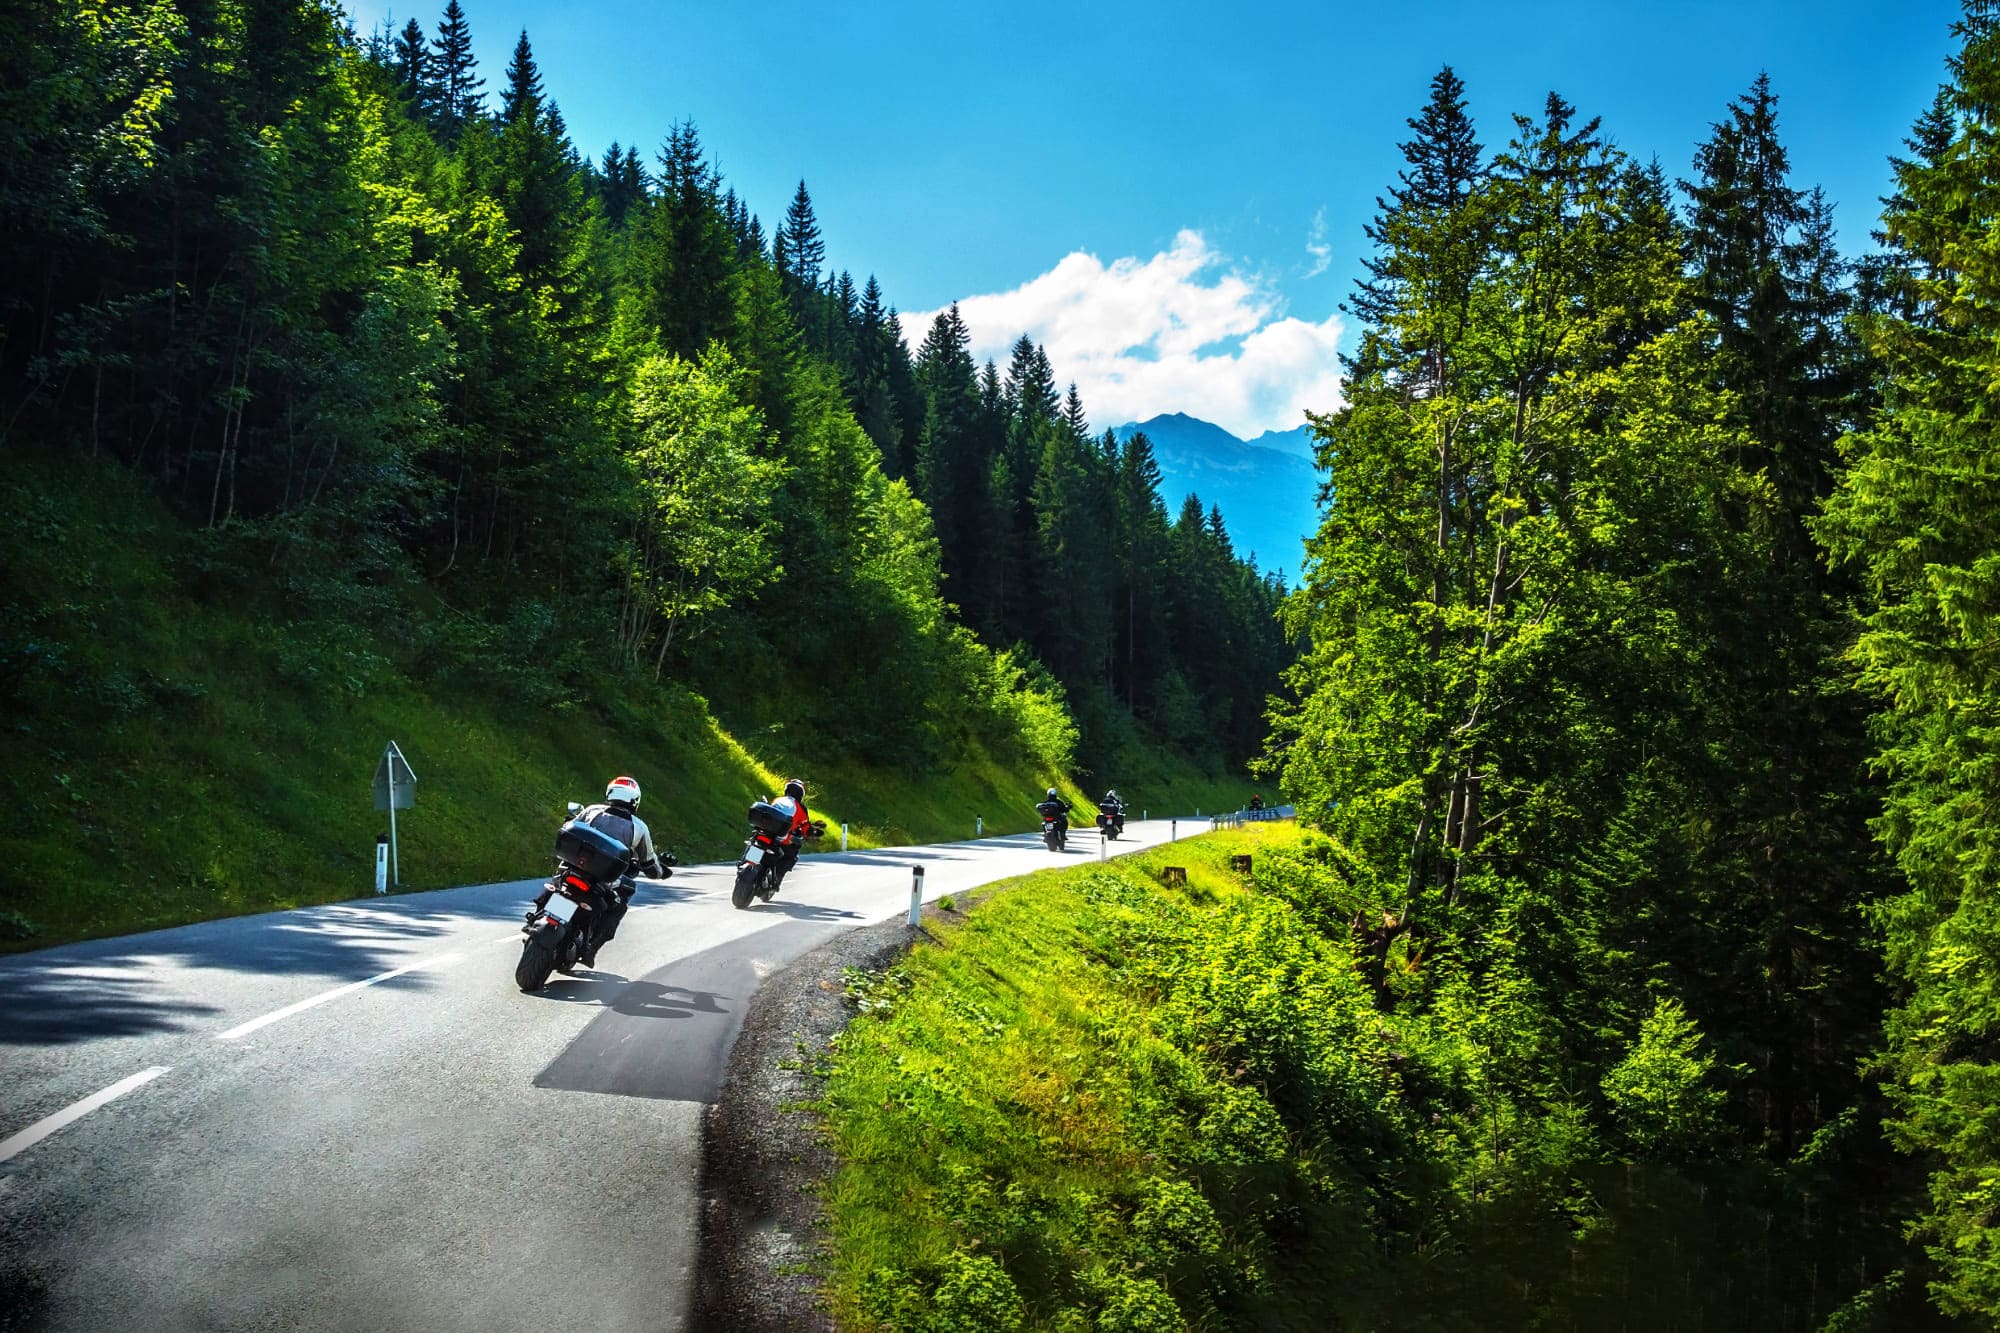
1111, 413, 1323, 577
1244, 423, 1317, 460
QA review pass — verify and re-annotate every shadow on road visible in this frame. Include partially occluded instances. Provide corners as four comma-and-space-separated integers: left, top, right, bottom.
744, 899, 865, 923
0, 880, 554, 1045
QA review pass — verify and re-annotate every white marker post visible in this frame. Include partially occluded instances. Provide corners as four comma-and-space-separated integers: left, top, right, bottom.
372, 741, 417, 889
976, 816, 983, 837
1171, 819, 1178, 842
841, 823, 849, 852
908, 865, 925, 926
374, 834, 389, 895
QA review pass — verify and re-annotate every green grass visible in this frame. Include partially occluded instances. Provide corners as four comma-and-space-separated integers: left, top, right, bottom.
820, 824, 1344, 1331
0, 447, 1245, 950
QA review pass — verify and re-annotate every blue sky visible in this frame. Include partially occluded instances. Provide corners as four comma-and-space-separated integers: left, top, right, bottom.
349, 0, 1959, 435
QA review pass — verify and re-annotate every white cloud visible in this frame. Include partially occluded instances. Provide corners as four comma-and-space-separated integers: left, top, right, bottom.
901, 230, 1345, 440
1305, 207, 1332, 279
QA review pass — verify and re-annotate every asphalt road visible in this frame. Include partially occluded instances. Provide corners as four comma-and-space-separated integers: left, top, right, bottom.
0, 817, 1188, 1331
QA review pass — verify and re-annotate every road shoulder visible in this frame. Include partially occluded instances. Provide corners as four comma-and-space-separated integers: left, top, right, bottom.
692, 902, 954, 1331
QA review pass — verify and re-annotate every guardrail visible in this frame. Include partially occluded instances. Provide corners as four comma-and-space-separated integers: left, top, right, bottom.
1209, 805, 1295, 829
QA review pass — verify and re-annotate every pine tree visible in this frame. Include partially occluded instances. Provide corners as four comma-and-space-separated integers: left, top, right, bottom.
779, 179, 825, 295
640, 121, 737, 358
1816, 5, 2000, 1313
392, 18, 430, 113
500, 29, 544, 126
429, 0, 484, 140
1681, 75, 1882, 1155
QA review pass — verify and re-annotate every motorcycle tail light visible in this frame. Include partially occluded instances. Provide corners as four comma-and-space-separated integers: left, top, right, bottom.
564, 875, 590, 892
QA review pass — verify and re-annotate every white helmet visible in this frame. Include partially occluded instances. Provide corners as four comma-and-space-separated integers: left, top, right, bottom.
606, 775, 641, 808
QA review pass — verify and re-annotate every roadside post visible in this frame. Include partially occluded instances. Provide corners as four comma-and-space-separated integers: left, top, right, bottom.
371, 741, 417, 887
1171, 819, 1177, 842
841, 823, 849, 852
976, 816, 983, 837
908, 865, 925, 926
374, 835, 389, 895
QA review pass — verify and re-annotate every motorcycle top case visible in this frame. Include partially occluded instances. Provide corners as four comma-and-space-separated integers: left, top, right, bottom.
1036, 800, 1066, 819
555, 818, 629, 881
747, 801, 792, 836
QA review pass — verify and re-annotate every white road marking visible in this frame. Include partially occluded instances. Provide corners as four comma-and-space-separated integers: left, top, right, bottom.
0, 1067, 170, 1165
215, 953, 463, 1041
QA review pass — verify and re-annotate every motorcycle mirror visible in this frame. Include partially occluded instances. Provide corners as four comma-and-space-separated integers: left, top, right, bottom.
565, 802, 582, 816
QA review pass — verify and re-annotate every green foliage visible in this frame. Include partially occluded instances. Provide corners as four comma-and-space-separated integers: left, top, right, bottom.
1814, 6, 2000, 1317
620, 346, 779, 668
823, 827, 1941, 1330
1602, 1000, 1728, 1160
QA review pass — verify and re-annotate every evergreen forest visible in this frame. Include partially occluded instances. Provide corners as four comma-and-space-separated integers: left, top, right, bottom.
0, 0, 1283, 939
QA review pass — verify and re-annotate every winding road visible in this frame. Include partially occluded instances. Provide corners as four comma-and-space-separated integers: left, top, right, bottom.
0, 818, 1187, 1331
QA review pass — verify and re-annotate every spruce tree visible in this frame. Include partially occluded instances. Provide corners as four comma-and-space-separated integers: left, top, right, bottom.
1680, 75, 1882, 1155
391, 18, 430, 113
1817, 5, 2000, 1313
779, 179, 825, 295
500, 29, 544, 126
429, 0, 484, 140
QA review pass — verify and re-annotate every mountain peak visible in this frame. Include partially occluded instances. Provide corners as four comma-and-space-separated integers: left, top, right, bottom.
1108, 412, 1322, 575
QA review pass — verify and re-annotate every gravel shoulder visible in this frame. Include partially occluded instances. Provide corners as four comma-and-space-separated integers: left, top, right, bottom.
693, 901, 960, 1331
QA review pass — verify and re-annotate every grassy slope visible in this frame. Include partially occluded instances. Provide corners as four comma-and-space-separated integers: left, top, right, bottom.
0, 450, 1238, 950
820, 825, 1943, 1332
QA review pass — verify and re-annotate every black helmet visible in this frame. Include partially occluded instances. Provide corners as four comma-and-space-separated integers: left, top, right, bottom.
784, 778, 805, 801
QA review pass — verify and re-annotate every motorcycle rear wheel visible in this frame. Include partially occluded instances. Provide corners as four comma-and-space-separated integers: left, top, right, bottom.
516, 936, 557, 992
732, 862, 760, 910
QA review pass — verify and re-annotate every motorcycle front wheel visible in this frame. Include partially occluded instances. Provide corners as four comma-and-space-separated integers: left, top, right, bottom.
516, 935, 557, 992
732, 862, 760, 910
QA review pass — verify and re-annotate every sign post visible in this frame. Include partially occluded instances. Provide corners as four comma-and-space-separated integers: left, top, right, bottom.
372, 741, 417, 888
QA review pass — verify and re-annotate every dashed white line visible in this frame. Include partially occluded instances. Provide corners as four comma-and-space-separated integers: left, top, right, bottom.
0, 1067, 171, 1165
215, 952, 463, 1041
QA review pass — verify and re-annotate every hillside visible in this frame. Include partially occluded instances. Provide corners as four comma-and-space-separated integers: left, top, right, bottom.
0, 445, 1241, 950
1111, 413, 1323, 577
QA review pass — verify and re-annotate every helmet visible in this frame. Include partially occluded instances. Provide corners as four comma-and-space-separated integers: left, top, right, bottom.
606, 775, 641, 808
1046, 787, 1059, 800
784, 778, 805, 801
1105, 789, 1119, 802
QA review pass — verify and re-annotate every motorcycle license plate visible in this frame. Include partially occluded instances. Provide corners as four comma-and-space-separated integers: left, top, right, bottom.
744, 845, 766, 864
543, 895, 578, 924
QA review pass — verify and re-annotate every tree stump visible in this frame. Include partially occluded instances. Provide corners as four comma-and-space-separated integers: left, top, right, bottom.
1231, 854, 1253, 874
1161, 866, 1187, 887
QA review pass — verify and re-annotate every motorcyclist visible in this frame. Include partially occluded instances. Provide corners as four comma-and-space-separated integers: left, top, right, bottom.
1249, 792, 1265, 812
535, 775, 672, 968
1098, 788, 1126, 833
1035, 786, 1073, 836
768, 778, 812, 875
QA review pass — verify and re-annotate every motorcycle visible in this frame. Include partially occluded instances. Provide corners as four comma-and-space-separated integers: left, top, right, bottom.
517, 804, 632, 992
1036, 800, 1069, 852
1095, 805, 1125, 840
732, 802, 826, 909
